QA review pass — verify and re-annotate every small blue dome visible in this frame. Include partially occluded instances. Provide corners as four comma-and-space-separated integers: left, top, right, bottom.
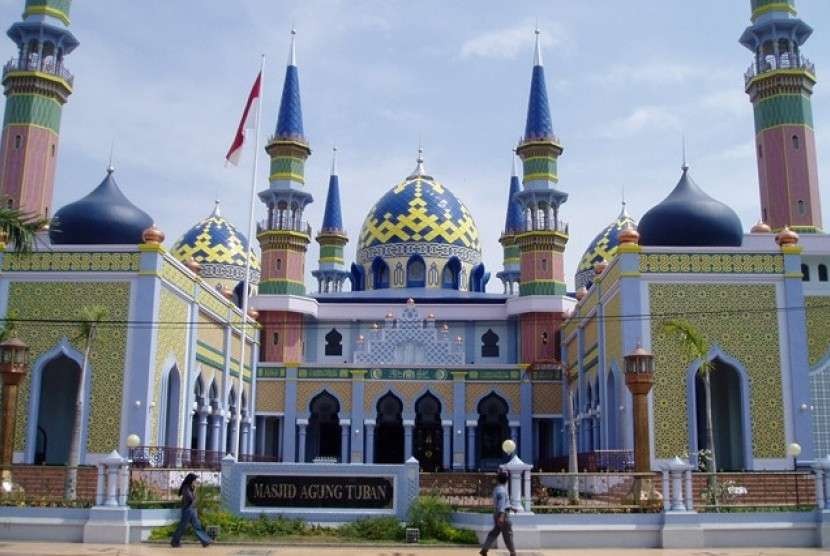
638, 167, 743, 248
50, 169, 153, 245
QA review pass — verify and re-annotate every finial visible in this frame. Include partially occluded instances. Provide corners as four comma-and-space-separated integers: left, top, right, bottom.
533, 27, 543, 67
211, 199, 221, 217
681, 134, 689, 171
410, 143, 425, 177
330, 145, 338, 175
619, 185, 629, 217
288, 27, 297, 66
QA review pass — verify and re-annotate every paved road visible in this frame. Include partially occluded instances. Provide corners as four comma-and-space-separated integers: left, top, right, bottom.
0, 543, 826, 556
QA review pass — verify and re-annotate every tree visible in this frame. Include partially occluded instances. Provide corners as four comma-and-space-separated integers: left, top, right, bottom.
0, 207, 48, 254
64, 305, 109, 500
662, 319, 717, 473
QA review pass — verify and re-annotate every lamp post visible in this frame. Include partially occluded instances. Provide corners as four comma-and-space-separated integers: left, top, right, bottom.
624, 345, 655, 504
0, 337, 30, 489
786, 442, 802, 507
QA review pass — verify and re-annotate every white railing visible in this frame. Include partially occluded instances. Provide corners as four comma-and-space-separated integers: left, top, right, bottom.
3, 57, 74, 86
745, 55, 815, 84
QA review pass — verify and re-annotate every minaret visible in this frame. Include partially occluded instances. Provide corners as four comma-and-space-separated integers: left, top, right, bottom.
256, 29, 313, 365
312, 147, 350, 293
496, 152, 523, 295
741, 0, 821, 231
514, 29, 569, 365
0, 0, 78, 219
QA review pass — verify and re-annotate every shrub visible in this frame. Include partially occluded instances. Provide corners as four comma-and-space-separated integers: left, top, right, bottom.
407, 494, 477, 544
338, 517, 404, 541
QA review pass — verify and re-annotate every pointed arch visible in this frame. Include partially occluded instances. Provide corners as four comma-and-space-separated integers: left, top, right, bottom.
406, 255, 426, 288
372, 257, 390, 289
477, 392, 509, 469
685, 346, 753, 470
442, 257, 461, 290
307, 390, 342, 462
160, 365, 182, 448
350, 263, 365, 291
375, 391, 404, 463
325, 328, 343, 356
481, 329, 500, 358
414, 391, 443, 471
26, 338, 90, 464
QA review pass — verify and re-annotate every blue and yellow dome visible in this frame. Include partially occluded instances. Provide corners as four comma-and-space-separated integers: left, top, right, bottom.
172, 201, 260, 284
575, 203, 636, 290
357, 159, 480, 257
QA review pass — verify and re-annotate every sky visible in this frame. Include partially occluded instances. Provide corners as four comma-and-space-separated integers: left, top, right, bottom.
2, 0, 829, 292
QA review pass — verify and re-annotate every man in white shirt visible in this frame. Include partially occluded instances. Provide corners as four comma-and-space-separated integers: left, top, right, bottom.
479, 470, 517, 556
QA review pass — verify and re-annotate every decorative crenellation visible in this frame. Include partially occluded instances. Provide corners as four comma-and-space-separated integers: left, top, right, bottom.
2, 251, 140, 272
639, 253, 785, 274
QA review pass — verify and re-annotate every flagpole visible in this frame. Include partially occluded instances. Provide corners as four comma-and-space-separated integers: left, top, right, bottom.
233, 54, 265, 458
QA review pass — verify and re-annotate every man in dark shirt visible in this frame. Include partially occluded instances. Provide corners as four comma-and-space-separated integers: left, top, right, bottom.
479, 470, 517, 556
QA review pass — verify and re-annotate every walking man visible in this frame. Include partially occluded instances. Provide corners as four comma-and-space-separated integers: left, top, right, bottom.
479, 470, 517, 556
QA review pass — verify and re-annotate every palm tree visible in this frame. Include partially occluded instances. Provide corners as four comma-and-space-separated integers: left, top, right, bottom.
64, 305, 109, 500
662, 319, 717, 473
0, 207, 48, 254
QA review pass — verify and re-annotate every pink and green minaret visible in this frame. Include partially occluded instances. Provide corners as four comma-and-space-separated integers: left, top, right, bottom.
0, 0, 78, 219
741, 0, 821, 232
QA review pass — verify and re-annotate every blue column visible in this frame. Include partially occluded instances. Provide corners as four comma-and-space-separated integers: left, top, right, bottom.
182, 300, 199, 450
298, 421, 307, 463
350, 370, 366, 463
210, 415, 222, 452
404, 420, 414, 461
340, 421, 350, 463
452, 372, 466, 470
465, 321, 475, 364
520, 369, 533, 461
466, 422, 476, 470
618, 248, 642, 453
442, 422, 451, 470
282, 367, 298, 461
365, 421, 375, 463
782, 246, 815, 460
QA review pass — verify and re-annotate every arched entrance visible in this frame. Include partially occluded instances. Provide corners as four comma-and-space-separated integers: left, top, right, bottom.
35, 355, 81, 465
307, 391, 341, 462
163, 367, 181, 448
206, 381, 219, 452
605, 369, 618, 449
414, 392, 443, 471
477, 393, 509, 470
375, 392, 404, 463
225, 386, 237, 454
694, 359, 747, 471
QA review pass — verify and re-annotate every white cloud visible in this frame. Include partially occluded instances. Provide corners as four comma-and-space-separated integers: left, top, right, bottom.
601, 106, 681, 138
460, 22, 566, 60
699, 89, 748, 117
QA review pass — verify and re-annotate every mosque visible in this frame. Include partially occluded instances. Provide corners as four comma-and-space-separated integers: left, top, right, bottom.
0, 0, 828, 472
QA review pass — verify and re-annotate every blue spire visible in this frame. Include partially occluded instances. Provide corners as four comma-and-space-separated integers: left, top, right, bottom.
523, 29, 554, 141
505, 154, 523, 233
275, 29, 305, 140
321, 147, 344, 232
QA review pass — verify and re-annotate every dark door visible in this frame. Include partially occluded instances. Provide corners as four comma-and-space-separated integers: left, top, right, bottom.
375, 393, 404, 463
414, 393, 443, 471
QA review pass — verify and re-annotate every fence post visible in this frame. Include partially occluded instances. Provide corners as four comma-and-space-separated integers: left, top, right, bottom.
814, 455, 830, 510
667, 456, 690, 512
684, 467, 694, 511
103, 450, 126, 506
661, 468, 670, 512
500, 454, 533, 514
95, 462, 105, 506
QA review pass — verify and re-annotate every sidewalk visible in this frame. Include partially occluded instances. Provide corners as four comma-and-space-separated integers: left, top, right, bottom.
0, 543, 826, 556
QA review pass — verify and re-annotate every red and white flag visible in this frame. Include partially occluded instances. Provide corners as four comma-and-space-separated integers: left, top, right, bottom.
225, 71, 262, 166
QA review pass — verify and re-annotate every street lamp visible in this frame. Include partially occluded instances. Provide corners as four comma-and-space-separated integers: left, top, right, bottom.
0, 336, 30, 490
786, 442, 802, 507
624, 344, 655, 505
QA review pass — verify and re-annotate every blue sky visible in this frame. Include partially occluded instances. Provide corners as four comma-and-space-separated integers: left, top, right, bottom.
2, 0, 829, 291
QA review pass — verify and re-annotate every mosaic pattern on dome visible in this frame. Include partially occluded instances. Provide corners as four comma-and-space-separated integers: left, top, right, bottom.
358, 177, 480, 252
171, 209, 260, 275
649, 283, 784, 459
10, 281, 130, 453
575, 209, 636, 289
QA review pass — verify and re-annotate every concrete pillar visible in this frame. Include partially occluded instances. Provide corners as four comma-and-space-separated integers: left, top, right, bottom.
210, 415, 222, 452
350, 370, 366, 463
240, 422, 250, 456
340, 421, 350, 464
256, 416, 266, 456
467, 421, 477, 470
404, 420, 414, 462
365, 421, 375, 463
297, 420, 308, 463
442, 421, 451, 471
452, 372, 467, 470
520, 371, 533, 462
276, 417, 283, 461
197, 411, 208, 451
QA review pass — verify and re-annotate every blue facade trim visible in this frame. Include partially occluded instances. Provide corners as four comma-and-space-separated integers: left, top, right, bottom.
452, 374, 466, 470
520, 372, 532, 461
282, 367, 298, 462
350, 373, 365, 462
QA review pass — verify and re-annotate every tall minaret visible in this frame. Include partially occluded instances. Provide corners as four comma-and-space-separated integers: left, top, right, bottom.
256, 29, 313, 365
514, 29, 569, 364
312, 147, 350, 293
741, 0, 821, 231
496, 152, 523, 295
0, 0, 78, 219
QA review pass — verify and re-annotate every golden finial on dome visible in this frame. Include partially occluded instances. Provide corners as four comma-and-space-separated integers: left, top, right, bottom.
184, 257, 202, 275
406, 297, 415, 305
247, 308, 260, 320
618, 223, 640, 245
775, 226, 799, 246
142, 224, 165, 245
575, 286, 588, 301
593, 258, 608, 275
751, 220, 772, 233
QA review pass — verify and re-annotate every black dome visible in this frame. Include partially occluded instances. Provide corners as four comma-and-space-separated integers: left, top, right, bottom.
50, 169, 153, 245
638, 166, 743, 247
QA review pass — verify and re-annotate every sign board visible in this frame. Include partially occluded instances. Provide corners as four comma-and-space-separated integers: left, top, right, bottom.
245, 475, 395, 509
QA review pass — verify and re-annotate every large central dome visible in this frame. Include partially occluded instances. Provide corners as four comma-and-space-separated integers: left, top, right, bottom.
357, 161, 481, 258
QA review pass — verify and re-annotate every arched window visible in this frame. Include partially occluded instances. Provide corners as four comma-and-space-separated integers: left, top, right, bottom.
372, 257, 389, 289
757, 144, 763, 159
793, 135, 800, 150
273, 332, 279, 345
350, 263, 365, 292
325, 328, 343, 356
481, 329, 499, 357
406, 255, 426, 288
820, 264, 828, 282
442, 257, 461, 290
308, 391, 341, 461
14, 135, 21, 149
276, 258, 282, 270
802, 264, 810, 281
